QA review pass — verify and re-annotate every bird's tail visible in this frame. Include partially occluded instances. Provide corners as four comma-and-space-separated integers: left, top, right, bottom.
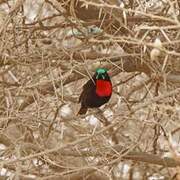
78, 107, 88, 115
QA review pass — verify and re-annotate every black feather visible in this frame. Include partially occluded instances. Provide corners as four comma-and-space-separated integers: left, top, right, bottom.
78, 72, 111, 115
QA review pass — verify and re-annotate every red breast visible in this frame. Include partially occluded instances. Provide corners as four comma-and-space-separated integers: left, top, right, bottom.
96, 80, 112, 97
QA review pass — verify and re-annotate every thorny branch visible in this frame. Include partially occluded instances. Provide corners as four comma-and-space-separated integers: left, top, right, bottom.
0, 0, 180, 179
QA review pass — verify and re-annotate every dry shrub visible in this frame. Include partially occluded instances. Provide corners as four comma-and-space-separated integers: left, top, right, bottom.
0, 0, 180, 179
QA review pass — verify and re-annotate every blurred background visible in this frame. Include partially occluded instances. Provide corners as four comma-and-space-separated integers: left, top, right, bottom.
0, 0, 180, 179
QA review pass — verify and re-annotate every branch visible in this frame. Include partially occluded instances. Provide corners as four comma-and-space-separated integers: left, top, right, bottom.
1, 121, 180, 168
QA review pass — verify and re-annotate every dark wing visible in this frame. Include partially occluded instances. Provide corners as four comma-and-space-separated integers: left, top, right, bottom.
78, 77, 95, 103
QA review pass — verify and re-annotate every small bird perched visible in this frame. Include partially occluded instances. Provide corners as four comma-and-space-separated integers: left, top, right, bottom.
78, 68, 112, 115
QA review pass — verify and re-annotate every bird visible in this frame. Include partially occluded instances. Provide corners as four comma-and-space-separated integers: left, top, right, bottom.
78, 68, 112, 115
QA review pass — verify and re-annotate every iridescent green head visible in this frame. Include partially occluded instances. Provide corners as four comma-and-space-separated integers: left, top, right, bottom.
95, 68, 108, 80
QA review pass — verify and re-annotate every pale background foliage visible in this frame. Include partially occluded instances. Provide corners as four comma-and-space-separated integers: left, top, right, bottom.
0, 0, 180, 179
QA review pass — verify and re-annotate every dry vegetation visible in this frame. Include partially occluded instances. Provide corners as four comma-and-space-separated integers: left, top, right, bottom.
0, 0, 180, 179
